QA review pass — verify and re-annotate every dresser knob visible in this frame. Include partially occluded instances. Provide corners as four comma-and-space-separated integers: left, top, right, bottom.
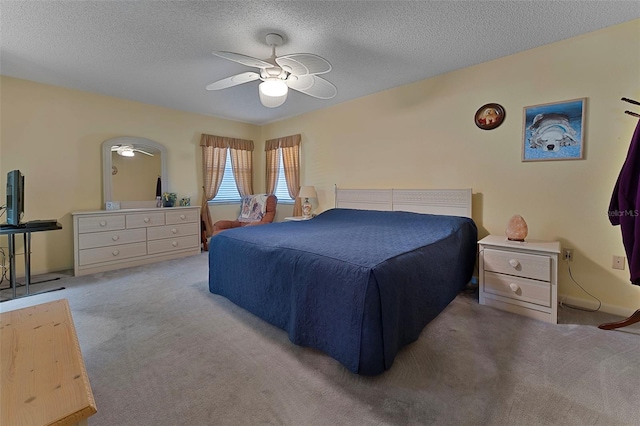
509, 283, 519, 292
144, 217, 150, 223
112, 235, 119, 241
112, 250, 119, 256
180, 214, 186, 220
99, 221, 107, 227
509, 258, 520, 268
172, 241, 178, 247
172, 228, 178, 234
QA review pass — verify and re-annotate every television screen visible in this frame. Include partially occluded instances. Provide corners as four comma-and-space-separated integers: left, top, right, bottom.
6, 170, 24, 225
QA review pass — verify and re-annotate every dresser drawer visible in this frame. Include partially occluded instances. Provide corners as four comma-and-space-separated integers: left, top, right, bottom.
483, 248, 550, 281
147, 235, 199, 255
484, 271, 551, 307
79, 229, 147, 249
166, 209, 199, 225
126, 212, 165, 228
147, 223, 199, 241
78, 242, 147, 266
77, 215, 125, 234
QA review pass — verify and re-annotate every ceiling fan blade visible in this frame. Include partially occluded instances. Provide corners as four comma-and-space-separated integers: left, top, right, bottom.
205, 72, 260, 91
287, 75, 337, 99
212, 51, 273, 69
133, 149, 154, 157
276, 54, 332, 76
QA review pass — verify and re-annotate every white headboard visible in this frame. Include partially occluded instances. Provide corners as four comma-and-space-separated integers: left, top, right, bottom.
335, 188, 472, 218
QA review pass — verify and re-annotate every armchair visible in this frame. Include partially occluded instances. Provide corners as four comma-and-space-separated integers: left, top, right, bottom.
212, 194, 277, 236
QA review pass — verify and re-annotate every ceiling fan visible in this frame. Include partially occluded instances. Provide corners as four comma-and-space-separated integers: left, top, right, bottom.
111, 145, 154, 157
205, 33, 337, 108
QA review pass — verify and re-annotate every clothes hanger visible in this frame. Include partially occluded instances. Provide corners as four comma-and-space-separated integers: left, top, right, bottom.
598, 97, 640, 330
622, 97, 640, 118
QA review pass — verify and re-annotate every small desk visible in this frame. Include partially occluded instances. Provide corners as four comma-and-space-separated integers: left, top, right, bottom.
0, 222, 62, 299
0, 299, 97, 426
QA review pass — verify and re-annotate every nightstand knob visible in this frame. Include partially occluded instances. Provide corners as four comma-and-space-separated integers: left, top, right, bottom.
144, 217, 150, 223
509, 283, 519, 292
509, 258, 520, 268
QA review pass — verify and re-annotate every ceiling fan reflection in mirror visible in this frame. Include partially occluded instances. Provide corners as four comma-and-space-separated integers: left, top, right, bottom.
205, 33, 337, 108
111, 145, 154, 157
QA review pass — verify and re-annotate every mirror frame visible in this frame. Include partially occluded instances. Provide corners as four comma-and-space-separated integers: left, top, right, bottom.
102, 136, 167, 205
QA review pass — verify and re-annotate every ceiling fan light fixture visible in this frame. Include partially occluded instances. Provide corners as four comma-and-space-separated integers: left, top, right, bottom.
119, 148, 135, 157
207, 33, 335, 108
259, 78, 288, 108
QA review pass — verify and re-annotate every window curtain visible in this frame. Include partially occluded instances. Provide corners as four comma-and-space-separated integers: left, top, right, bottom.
200, 134, 228, 237
266, 134, 302, 215
265, 139, 280, 195
228, 138, 254, 197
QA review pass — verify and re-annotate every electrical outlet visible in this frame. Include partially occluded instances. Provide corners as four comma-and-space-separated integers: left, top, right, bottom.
612, 255, 626, 270
563, 248, 574, 261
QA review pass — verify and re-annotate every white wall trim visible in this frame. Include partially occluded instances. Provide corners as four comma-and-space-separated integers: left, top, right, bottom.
558, 293, 635, 317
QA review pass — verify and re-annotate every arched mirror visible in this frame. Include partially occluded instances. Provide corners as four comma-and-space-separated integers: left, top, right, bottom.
102, 136, 167, 208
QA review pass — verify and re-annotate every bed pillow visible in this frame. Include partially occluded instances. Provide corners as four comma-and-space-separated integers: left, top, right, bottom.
238, 194, 269, 222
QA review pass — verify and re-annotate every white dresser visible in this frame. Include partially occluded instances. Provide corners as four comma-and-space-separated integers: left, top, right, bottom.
72, 206, 200, 276
478, 235, 560, 324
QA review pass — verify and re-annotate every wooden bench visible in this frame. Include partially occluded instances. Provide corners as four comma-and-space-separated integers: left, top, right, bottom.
1, 299, 97, 426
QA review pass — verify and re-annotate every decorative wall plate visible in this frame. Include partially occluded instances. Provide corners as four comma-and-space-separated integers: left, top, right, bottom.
475, 103, 505, 130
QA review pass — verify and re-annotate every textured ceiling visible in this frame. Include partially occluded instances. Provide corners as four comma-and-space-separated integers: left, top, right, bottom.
2, 1, 639, 125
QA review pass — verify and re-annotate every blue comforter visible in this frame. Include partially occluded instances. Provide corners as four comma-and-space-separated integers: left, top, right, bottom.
209, 208, 477, 375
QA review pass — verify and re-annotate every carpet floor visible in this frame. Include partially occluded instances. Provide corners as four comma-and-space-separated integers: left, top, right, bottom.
1, 252, 639, 425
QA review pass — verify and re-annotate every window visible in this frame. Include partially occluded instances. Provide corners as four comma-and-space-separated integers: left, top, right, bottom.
210, 150, 240, 203
274, 149, 294, 203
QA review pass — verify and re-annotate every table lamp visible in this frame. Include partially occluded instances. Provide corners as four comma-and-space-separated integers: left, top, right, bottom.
299, 186, 317, 219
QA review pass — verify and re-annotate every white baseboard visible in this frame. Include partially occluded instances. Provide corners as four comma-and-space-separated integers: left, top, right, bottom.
558, 294, 636, 317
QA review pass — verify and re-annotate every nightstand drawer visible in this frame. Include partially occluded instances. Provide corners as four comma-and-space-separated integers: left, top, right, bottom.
483, 248, 550, 281
484, 271, 551, 307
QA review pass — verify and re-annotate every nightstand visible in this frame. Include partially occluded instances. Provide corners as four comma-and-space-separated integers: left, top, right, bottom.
478, 235, 560, 324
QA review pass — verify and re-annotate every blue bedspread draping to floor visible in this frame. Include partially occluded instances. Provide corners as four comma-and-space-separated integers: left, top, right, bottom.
209, 208, 477, 375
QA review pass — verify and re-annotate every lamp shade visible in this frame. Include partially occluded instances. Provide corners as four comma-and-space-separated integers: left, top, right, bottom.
299, 186, 317, 199
259, 78, 288, 108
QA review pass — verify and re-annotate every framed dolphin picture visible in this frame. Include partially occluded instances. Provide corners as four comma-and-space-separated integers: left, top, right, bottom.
522, 98, 586, 161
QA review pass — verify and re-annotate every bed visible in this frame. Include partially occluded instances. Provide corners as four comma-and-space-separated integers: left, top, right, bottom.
208, 188, 477, 375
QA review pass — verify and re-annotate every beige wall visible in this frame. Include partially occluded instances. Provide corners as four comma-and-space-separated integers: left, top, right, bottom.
0, 77, 260, 276
1, 20, 638, 314
261, 20, 640, 314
